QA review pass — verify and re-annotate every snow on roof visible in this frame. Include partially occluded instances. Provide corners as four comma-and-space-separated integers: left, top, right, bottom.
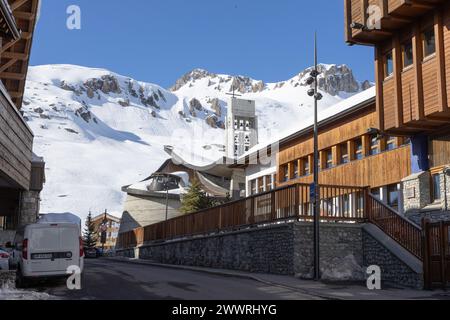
239, 87, 376, 160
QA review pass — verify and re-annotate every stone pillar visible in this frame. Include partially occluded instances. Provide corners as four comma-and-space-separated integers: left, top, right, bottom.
401, 171, 431, 214
442, 168, 450, 211
19, 190, 41, 226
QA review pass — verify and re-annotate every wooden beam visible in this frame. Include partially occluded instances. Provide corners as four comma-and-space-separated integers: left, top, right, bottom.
1, 51, 28, 60
434, 10, 448, 113
12, 11, 33, 20
0, 72, 25, 80
392, 35, 404, 128
0, 58, 19, 73
375, 47, 385, 131
412, 24, 425, 121
10, 0, 28, 11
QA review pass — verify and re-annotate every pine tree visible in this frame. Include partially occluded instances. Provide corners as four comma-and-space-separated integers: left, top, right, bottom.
180, 179, 214, 214
83, 212, 98, 250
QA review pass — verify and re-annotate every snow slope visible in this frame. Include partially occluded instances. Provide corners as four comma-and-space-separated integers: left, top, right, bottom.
23, 64, 370, 221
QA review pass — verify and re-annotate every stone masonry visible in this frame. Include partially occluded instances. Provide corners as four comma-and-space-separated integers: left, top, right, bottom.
362, 231, 423, 289
402, 171, 431, 213
117, 222, 423, 288
19, 190, 40, 226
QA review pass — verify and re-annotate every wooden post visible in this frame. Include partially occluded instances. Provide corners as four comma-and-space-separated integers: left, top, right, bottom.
422, 218, 431, 290
295, 184, 300, 217
271, 191, 276, 221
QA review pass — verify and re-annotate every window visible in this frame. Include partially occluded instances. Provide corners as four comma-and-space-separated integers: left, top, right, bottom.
251, 180, 257, 195
385, 51, 393, 78
293, 161, 299, 179
387, 184, 399, 210
386, 136, 396, 151
325, 149, 333, 169
282, 165, 289, 182
423, 28, 436, 57
265, 175, 272, 191
258, 177, 264, 193
432, 174, 442, 202
369, 135, 379, 156
302, 157, 310, 176
402, 137, 411, 145
402, 41, 413, 68
340, 143, 349, 164
371, 188, 381, 200
354, 138, 364, 160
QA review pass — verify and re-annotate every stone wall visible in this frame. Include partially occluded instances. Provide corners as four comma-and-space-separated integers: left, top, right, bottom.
19, 191, 40, 226
402, 171, 431, 213
293, 223, 364, 280
362, 230, 423, 289
126, 222, 367, 281
139, 224, 295, 275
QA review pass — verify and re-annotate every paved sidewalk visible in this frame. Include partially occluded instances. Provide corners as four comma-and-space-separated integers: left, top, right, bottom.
107, 257, 450, 300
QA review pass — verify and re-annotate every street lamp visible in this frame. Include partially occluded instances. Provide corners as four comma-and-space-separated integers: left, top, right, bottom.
306, 33, 323, 281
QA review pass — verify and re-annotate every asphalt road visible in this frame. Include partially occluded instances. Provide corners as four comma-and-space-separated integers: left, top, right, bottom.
28, 259, 321, 300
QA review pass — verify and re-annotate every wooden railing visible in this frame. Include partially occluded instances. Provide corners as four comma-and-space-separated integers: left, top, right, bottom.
117, 183, 368, 249
366, 194, 423, 260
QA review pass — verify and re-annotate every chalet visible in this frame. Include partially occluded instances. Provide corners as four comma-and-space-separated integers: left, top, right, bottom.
0, 0, 43, 245
91, 212, 120, 251
344, 0, 450, 219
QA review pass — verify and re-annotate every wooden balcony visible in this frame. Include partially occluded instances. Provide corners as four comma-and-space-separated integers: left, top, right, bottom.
0, 81, 33, 190
345, 0, 445, 45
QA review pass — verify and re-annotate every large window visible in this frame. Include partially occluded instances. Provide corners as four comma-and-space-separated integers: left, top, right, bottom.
369, 135, 380, 156
302, 157, 310, 176
324, 149, 333, 169
386, 136, 397, 151
402, 41, 413, 68
355, 138, 363, 160
385, 51, 393, 78
423, 28, 436, 57
251, 180, 257, 195
432, 174, 442, 202
387, 184, 399, 210
340, 143, 349, 164
293, 161, 299, 179
282, 164, 289, 182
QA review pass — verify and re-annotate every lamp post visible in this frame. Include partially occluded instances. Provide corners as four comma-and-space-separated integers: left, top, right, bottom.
306, 33, 323, 281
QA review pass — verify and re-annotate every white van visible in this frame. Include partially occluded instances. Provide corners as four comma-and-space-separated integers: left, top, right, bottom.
9, 222, 84, 288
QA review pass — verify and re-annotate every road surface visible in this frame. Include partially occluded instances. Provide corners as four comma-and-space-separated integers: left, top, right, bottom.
24, 259, 321, 300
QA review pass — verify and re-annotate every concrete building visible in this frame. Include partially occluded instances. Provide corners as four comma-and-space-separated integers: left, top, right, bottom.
226, 98, 258, 158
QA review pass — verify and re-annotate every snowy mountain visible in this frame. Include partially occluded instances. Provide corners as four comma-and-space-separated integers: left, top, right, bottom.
23, 64, 371, 220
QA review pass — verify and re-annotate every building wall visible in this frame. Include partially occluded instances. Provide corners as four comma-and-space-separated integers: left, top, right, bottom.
119, 193, 183, 233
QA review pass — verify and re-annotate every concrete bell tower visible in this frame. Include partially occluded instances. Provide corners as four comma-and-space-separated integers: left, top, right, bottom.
226, 97, 258, 159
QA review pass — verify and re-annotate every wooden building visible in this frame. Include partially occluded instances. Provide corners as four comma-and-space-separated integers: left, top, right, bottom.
0, 0, 43, 243
345, 0, 450, 214
91, 212, 120, 251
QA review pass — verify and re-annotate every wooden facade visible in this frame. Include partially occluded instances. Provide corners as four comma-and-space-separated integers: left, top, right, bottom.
276, 101, 411, 190
0, 0, 40, 231
345, 0, 450, 135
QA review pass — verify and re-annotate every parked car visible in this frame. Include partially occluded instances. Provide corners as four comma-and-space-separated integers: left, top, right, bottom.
9, 222, 84, 288
0, 247, 10, 271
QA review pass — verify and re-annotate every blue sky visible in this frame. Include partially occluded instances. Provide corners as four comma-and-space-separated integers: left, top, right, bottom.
30, 0, 374, 88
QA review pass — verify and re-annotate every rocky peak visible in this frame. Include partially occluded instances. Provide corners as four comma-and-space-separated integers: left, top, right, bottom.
170, 69, 217, 91
296, 64, 371, 96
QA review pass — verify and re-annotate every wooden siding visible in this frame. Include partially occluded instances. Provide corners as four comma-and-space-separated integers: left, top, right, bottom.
278, 105, 377, 165
382, 79, 396, 130
280, 146, 411, 189
429, 133, 450, 168
421, 56, 439, 116
0, 88, 33, 190
401, 67, 417, 123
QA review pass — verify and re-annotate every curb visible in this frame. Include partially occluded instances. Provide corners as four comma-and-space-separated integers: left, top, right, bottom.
104, 257, 339, 300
